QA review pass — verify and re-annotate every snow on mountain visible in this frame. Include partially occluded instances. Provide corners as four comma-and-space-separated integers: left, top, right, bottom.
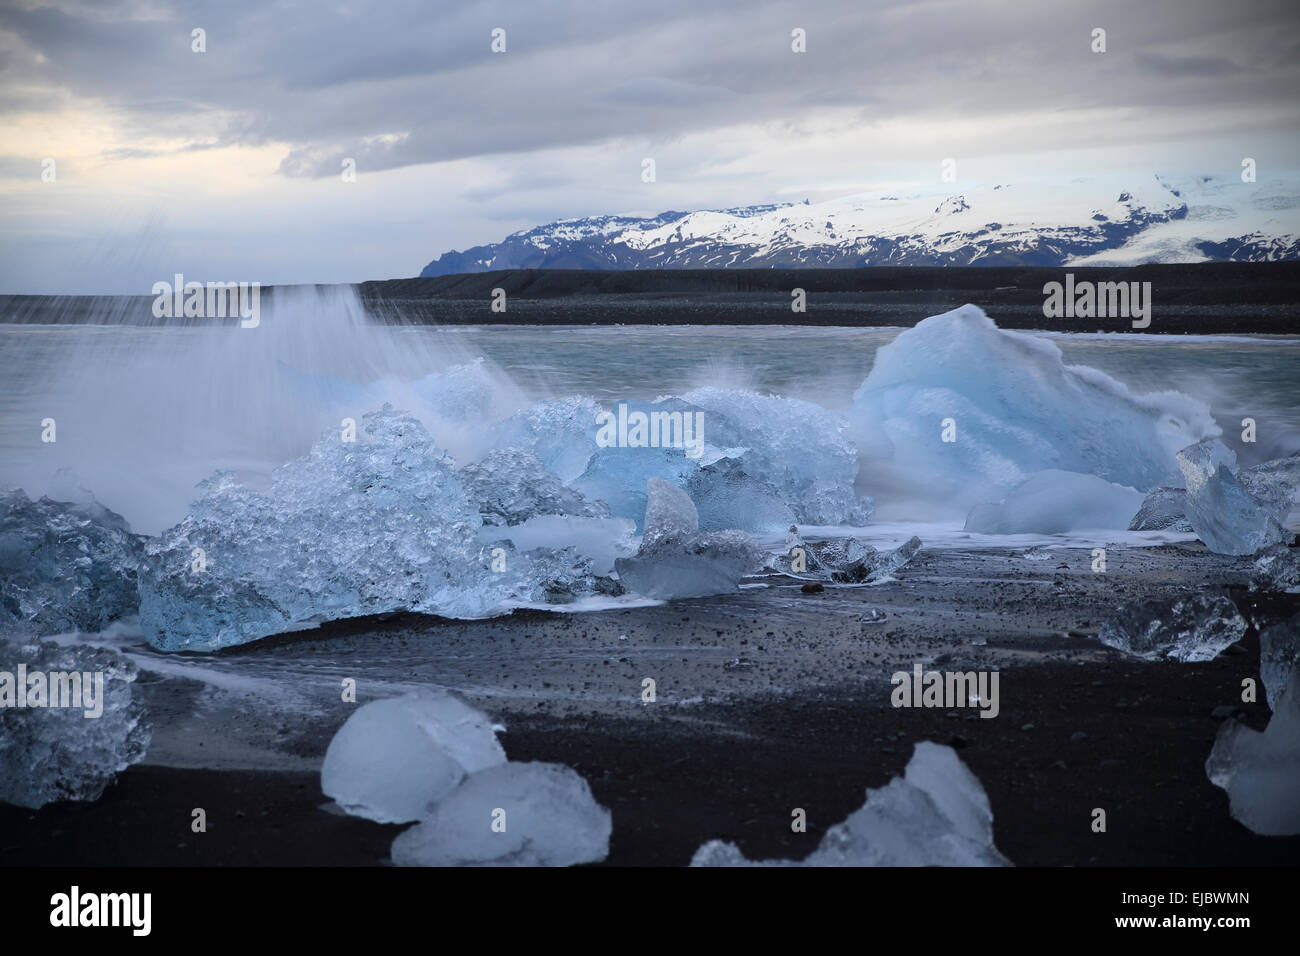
419, 174, 1300, 276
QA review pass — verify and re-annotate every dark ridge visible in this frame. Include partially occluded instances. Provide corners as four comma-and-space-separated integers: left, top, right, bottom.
4, 262, 1300, 334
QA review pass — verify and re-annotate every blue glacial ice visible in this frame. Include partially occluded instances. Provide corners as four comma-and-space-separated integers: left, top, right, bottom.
691, 741, 1010, 866
964, 470, 1145, 534
391, 761, 612, 867
1254, 544, 1300, 594
0, 638, 151, 808
138, 407, 516, 650
0, 486, 144, 637
1259, 614, 1299, 711
321, 689, 507, 824
614, 478, 764, 600
1177, 439, 1292, 555
1206, 664, 1300, 836
1128, 487, 1193, 532
459, 448, 609, 526
851, 305, 1218, 512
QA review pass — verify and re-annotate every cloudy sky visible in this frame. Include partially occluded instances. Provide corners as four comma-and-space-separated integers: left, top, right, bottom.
1, 0, 1297, 293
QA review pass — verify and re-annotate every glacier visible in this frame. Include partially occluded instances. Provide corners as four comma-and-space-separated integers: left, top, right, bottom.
391, 761, 612, 867
851, 305, 1218, 513
691, 741, 1010, 866
321, 689, 507, 824
0, 638, 151, 808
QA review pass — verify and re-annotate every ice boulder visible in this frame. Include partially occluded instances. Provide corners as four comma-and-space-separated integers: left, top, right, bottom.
1259, 614, 1300, 710
614, 479, 763, 600
459, 448, 609, 526
680, 387, 873, 526
691, 741, 1010, 866
1177, 439, 1289, 555
321, 689, 507, 824
851, 305, 1217, 512
1097, 593, 1247, 662
391, 761, 612, 867
138, 407, 511, 651
489, 396, 604, 485
1237, 452, 1300, 527
0, 638, 150, 808
964, 470, 1144, 534
0, 488, 144, 636
686, 458, 798, 534
1205, 666, 1300, 836
1128, 487, 1193, 532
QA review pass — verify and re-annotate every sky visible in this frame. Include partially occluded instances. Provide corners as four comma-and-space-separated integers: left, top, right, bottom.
0, 0, 1298, 293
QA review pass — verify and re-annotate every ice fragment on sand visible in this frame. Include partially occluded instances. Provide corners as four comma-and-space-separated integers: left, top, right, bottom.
1253, 544, 1300, 594
1128, 486, 1193, 532
1097, 594, 1247, 662
1205, 666, 1300, 836
1259, 613, 1300, 710
391, 762, 611, 867
1178, 439, 1288, 555
691, 742, 1009, 866
321, 689, 506, 824
0, 638, 150, 808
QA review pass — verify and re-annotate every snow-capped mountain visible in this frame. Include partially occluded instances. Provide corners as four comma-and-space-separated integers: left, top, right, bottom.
419, 174, 1300, 275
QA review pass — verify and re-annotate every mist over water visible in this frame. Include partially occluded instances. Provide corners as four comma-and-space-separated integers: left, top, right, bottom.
1, 289, 1298, 534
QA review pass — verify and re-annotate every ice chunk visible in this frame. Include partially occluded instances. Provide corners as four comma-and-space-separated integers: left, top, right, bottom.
614, 479, 763, 600
1205, 666, 1300, 836
391, 761, 612, 867
321, 689, 507, 824
1253, 544, 1300, 593
138, 406, 508, 651
0, 638, 150, 808
1237, 452, 1300, 527
775, 534, 921, 584
1178, 438, 1287, 555
488, 543, 622, 605
489, 396, 604, 485
681, 387, 873, 525
459, 448, 608, 526
687, 458, 797, 534
964, 470, 1144, 535
851, 305, 1218, 513
0, 488, 143, 637
1128, 486, 1193, 532
1259, 613, 1300, 710
691, 742, 1010, 866
1097, 594, 1247, 662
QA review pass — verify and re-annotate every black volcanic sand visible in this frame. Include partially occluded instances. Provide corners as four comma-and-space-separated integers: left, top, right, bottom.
4, 262, 1300, 334
2, 542, 1299, 867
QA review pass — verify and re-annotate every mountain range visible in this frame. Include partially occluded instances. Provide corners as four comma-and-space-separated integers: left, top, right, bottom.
420, 173, 1300, 276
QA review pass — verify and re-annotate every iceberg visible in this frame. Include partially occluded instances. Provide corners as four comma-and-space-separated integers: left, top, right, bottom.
614, 479, 763, 600
1259, 614, 1300, 711
1097, 594, 1247, 662
851, 305, 1218, 512
0, 638, 150, 808
964, 470, 1144, 534
138, 406, 508, 651
1178, 439, 1288, 555
1128, 486, 1193, 532
1205, 666, 1300, 836
0, 488, 143, 637
321, 689, 507, 824
390, 761, 612, 867
691, 742, 1010, 866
